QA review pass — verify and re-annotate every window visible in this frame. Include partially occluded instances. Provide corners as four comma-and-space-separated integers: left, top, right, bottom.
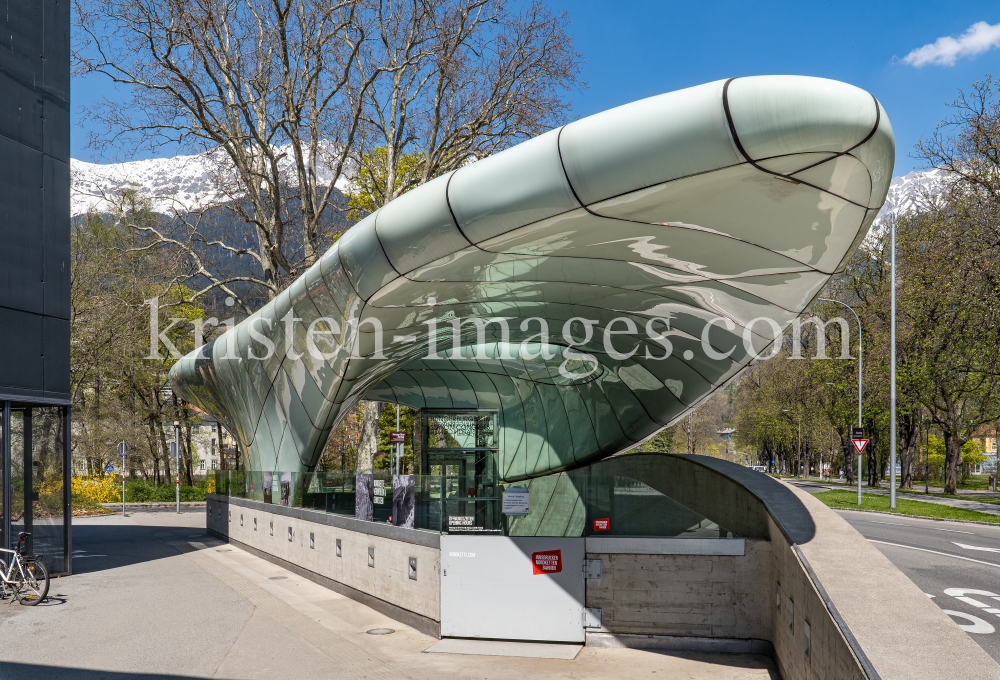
211, 460, 218, 470
200, 461, 206, 471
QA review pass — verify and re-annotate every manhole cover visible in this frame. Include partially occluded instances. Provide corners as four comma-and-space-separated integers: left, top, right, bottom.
268, 576, 287, 580
216, 549, 231, 552
366, 628, 395, 635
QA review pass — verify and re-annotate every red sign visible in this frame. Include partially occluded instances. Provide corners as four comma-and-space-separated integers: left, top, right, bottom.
532, 550, 562, 575
851, 438, 869, 454
593, 518, 610, 532
390, 431, 406, 443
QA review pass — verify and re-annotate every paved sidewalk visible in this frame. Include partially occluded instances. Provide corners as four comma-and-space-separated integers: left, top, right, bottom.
0, 511, 777, 680
791, 480, 1000, 516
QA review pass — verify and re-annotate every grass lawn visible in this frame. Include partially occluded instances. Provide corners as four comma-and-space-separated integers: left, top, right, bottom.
814, 490, 1000, 523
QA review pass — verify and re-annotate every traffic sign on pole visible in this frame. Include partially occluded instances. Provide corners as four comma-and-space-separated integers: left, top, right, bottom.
105, 464, 114, 473
851, 438, 869, 454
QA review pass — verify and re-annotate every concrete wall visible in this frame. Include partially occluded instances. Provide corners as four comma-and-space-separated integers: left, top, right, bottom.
207, 495, 441, 636
586, 538, 771, 642
207, 455, 1000, 679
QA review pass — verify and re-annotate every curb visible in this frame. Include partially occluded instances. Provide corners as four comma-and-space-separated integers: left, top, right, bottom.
832, 506, 1000, 527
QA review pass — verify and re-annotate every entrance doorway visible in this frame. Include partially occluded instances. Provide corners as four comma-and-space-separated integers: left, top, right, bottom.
422, 410, 501, 533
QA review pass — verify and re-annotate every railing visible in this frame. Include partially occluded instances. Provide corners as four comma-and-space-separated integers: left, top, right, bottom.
212, 470, 736, 538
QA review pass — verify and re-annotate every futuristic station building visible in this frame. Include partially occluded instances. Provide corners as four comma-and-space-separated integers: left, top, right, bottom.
170, 75, 894, 485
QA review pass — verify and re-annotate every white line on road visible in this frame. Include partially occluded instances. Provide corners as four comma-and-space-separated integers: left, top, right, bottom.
868, 520, 911, 526
936, 528, 975, 534
954, 542, 1000, 554
869, 540, 1000, 568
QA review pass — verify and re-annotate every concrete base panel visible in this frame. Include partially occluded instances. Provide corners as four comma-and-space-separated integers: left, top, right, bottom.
208, 526, 442, 638
425, 639, 583, 659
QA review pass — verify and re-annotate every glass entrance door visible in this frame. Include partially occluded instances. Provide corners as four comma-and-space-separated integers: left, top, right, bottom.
423, 410, 500, 533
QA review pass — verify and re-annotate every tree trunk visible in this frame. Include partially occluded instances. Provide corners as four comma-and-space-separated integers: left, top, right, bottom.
898, 413, 919, 490
840, 429, 854, 485
943, 429, 964, 495
355, 401, 383, 473
157, 418, 172, 483
184, 418, 194, 486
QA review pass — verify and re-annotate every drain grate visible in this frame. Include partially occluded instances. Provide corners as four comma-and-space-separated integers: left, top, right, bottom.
268, 576, 287, 580
216, 549, 231, 552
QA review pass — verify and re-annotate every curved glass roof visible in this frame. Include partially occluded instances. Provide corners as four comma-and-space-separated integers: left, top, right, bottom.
169, 75, 895, 480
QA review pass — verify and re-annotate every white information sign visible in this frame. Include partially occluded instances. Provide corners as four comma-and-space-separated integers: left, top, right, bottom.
502, 489, 530, 516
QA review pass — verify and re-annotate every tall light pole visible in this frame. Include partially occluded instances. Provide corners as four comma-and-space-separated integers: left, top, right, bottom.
890, 218, 898, 508
818, 297, 863, 506
782, 409, 802, 478
174, 420, 181, 514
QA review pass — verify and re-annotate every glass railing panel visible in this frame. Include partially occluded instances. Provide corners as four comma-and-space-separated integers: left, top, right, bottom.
208, 470, 735, 538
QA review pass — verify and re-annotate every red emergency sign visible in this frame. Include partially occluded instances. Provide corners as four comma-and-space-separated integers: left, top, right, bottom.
593, 518, 610, 532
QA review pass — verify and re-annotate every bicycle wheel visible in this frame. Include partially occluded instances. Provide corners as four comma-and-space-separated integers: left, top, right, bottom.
15, 560, 48, 605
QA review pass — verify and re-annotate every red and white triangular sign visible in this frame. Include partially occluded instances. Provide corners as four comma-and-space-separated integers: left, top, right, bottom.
852, 438, 869, 454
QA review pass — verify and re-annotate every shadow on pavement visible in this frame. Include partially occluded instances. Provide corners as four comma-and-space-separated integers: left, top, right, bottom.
0, 662, 231, 680
645, 651, 780, 678
70, 522, 219, 576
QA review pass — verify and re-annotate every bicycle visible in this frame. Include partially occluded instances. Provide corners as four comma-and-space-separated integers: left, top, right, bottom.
0, 532, 49, 605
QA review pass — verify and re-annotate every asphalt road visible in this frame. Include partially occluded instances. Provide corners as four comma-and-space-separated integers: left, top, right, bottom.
837, 510, 1000, 662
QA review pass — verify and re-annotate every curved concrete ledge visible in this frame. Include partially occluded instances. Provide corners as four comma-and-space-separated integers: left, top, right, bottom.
786, 482, 998, 680
592, 454, 997, 680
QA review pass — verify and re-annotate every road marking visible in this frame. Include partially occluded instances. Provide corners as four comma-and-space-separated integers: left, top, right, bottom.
869, 540, 1000, 568
953, 542, 1000, 553
943, 610, 996, 634
868, 520, 911, 526
936, 528, 974, 534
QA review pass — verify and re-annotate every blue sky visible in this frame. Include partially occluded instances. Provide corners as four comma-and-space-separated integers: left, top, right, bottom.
72, 1, 1000, 175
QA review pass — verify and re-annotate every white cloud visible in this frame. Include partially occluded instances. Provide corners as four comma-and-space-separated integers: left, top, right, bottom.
903, 21, 1000, 67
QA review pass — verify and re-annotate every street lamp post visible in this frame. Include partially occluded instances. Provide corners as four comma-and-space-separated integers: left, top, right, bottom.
818, 297, 863, 506
890, 218, 898, 509
782, 409, 802, 478
173, 420, 180, 514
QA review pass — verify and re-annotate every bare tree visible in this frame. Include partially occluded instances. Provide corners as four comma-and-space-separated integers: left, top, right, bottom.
356, 0, 583, 203
74, 0, 583, 309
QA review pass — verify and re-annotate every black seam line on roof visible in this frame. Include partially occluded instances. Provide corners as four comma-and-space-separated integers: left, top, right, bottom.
398, 251, 815, 287
365, 270, 810, 317
461, 201, 851, 275
721, 77, 872, 211
361, 303, 776, 352
556, 125, 605, 220
370, 210, 405, 278
395, 244, 816, 294
381, 353, 711, 411
382, 328, 739, 398
550, 155, 867, 237
480, 371, 528, 477
783, 93, 883, 178
386, 175, 854, 284
444, 169, 476, 248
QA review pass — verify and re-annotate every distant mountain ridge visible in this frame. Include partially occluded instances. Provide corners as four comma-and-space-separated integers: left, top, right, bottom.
70, 150, 946, 225
71, 145, 352, 217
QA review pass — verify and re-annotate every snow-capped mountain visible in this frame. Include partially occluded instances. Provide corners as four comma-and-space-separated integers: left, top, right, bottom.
71, 147, 946, 224
872, 168, 949, 226
71, 144, 352, 217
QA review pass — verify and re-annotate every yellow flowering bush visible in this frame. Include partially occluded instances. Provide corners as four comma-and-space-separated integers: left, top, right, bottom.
72, 475, 121, 503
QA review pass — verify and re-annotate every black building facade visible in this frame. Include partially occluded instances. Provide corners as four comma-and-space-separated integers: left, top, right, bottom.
0, 2, 72, 575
